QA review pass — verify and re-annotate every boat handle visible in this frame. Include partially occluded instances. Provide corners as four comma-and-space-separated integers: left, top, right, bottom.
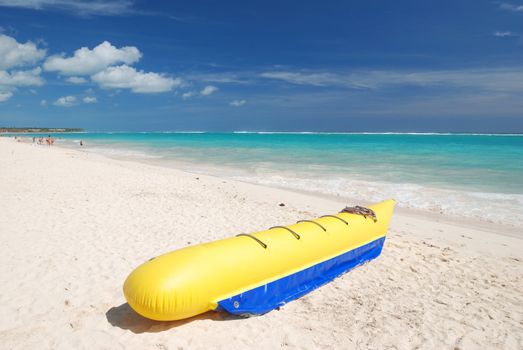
236, 234, 267, 249
269, 226, 301, 240
296, 220, 327, 232
320, 215, 348, 225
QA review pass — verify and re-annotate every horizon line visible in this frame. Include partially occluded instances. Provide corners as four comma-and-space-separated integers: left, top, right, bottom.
3, 130, 523, 136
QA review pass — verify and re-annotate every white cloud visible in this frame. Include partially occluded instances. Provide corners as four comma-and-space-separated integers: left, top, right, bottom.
0, 35, 46, 101
0, 91, 13, 102
200, 85, 218, 96
260, 71, 366, 88
190, 73, 250, 84
261, 68, 523, 92
44, 41, 142, 76
66, 76, 87, 84
500, 3, 523, 12
0, 34, 47, 70
494, 31, 517, 37
40, 99, 47, 106
91, 65, 182, 93
0, 0, 134, 16
360, 69, 523, 92
83, 96, 97, 104
53, 95, 77, 107
230, 99, 246, 107
182, 91, 195, 99
182, 86, 218, 99
0, 67, 44, 88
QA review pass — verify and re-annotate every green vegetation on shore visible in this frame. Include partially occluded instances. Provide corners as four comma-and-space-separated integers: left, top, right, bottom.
0, 127, 84, 133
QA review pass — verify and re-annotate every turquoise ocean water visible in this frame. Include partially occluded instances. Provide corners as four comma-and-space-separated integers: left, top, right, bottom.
39, 132, 523, 226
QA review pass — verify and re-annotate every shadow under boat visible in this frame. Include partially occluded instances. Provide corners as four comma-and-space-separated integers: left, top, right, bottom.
105, 303, 246, 334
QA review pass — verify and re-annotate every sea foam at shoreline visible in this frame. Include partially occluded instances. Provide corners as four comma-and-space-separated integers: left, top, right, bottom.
30, 132, 523, 228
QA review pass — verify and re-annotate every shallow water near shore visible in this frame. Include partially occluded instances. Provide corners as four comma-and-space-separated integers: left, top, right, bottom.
18, 132, 523, 227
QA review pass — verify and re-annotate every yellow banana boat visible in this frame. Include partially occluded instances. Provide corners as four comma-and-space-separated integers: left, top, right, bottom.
124, 199, 395, 321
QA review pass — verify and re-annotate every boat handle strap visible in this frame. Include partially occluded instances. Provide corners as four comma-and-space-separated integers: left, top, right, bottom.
236, 234, 267, 249
320, 215, 349, 225
296, 220, 327, 232
269, 226, 301, 240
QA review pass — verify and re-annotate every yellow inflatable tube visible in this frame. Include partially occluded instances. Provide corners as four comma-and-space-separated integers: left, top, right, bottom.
124, 200, 395, 321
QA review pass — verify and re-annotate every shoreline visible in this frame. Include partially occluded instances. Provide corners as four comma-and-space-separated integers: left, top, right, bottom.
49, 136, 523, 239
3, 137, 523, 253
1, 137, 522, 349
107, 156, 523, 239
69, 143, 523, 256
6, 135, 523, 242
7, 134, 523, 238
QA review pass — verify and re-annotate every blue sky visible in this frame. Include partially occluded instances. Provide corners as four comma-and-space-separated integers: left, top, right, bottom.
0, 0, 522, 132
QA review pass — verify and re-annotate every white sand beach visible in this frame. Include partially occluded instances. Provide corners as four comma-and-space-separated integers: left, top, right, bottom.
0, 137, 522, 349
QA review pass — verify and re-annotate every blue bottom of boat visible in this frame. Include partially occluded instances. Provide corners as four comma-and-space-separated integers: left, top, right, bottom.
217, 236, 386, 316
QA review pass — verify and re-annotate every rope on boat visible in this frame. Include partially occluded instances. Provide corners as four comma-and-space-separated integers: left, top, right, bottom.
320, 215, 349, 225
238, 206, 375, 249
340, 205, 377, 222
296, 220, 327, 232
269, 226, 301, 240
236, 234, 268, 249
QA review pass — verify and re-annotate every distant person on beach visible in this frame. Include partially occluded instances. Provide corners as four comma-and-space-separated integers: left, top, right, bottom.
80, 140, 83, 146
45, 135, 54, 146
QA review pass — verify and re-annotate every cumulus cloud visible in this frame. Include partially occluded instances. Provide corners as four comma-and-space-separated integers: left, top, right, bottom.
66, 76, 87, 84
0, 91, 13, 102
200, 85, 218, 96
91, 65, 182, 93
1, 36, 182, 98
0, 0, 134, 16
44, 41, 142, 76
53, 95, 76, 107
83, 96, 97, 104
40, 99, 47, 106
0, 67, 44, 88
229, 99, 246, 107
0, 34, 47, 70
182, 91, 195, 99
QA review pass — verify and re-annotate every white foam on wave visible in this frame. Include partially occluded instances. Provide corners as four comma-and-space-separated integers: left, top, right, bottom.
233, 175, 523, 227
86, 146, 164, 159
232, 131, 523, 136
158, 131, 207, 134
55, 136, 523, 227
56, 139, 164, 159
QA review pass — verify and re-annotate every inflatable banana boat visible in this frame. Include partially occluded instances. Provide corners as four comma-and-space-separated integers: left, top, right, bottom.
123, 199, 395, 321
